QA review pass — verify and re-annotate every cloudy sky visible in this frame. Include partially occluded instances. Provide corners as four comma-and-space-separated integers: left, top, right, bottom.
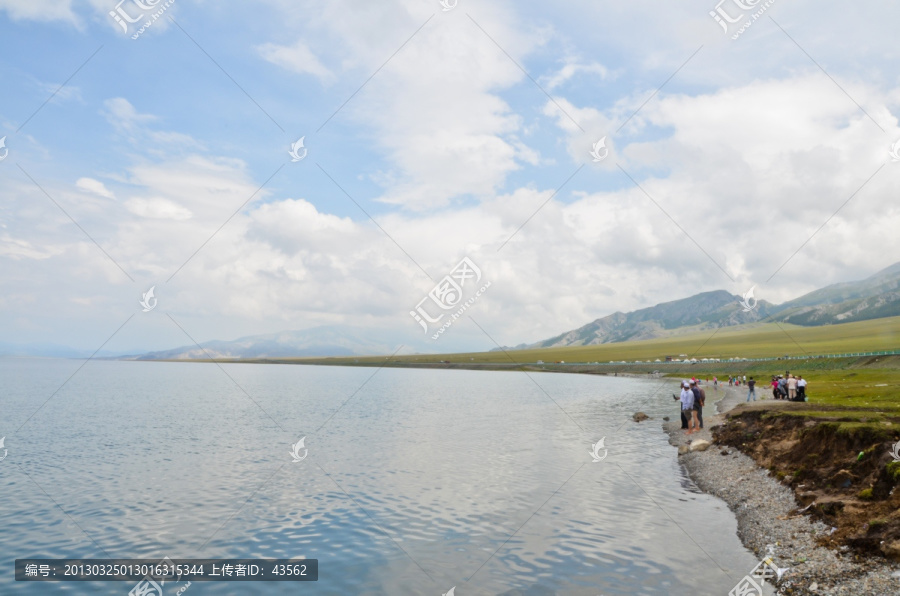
1, 0, 899, 355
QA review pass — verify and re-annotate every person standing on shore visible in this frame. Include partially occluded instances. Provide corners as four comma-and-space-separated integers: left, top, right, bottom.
680, 381, 697, 434
787, 374, 798, 400
746, 376, 757, 401
674, 386, 688, 429
797, 375, 807, 400
777, 375, 787, 400
713, 376, 718, 391
691, 379, 706, 428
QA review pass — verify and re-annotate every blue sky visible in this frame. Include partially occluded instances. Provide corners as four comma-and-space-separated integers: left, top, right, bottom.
2, 0, 900, 355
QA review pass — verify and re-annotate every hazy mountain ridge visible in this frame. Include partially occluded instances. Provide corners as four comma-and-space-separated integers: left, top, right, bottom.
507, 262, 900, 350
125, 327, 396, 360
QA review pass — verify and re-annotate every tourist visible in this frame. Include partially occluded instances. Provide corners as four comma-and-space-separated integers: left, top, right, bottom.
673, 388, 688, 429
787, 374, 798, 400
713, 376, 718, 391
743, 375, 747, 384
746, 376, 756, 401
797, 375, 807, 400
777, 375, 787, 400
691, 379, 706, 429
680, 381, 697, 434
770, 376, 779, 400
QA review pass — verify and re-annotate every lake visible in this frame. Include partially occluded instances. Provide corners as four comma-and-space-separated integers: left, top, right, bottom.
0, 358, 765, 594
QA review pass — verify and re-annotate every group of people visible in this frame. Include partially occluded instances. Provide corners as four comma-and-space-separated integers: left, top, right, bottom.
744, 371, 808, 401
673, 378, 706, 434
770, 372, 807, 401
673, 372, 809, 433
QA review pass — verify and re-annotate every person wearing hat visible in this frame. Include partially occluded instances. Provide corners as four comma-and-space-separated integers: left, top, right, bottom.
681, 380, 698, 434
674, 388, 689, 430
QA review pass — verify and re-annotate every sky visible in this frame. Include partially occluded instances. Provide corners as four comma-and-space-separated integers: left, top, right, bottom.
1, 0, 899, 356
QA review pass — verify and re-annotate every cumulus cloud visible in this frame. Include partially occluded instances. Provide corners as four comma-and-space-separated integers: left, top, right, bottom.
5, 0, 900, 354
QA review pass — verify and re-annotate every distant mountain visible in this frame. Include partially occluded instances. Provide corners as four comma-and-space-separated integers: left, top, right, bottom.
512, 290, 777, 350
0, 341, 95, 358
508, 262, 900, 350
769, 262, 900, 325
127, 326, 398, 360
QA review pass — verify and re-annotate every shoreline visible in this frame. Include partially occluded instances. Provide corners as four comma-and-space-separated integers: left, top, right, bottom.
664, 384, 900, 595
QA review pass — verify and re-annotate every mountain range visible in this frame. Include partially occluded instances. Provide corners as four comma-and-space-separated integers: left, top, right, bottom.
123, 326, 396, 360
504, 261, 900, 350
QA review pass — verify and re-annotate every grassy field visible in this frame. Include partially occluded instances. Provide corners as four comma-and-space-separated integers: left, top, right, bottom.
276, 316, 900, 366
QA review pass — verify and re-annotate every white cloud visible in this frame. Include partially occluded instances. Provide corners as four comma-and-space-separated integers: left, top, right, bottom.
76, 177, 115, 199
257, 41, 332, 81
125, 197, 192, 220
102, 98, 157, 133
0, 0, 76, 23
543, 61, 609, 91
0, 234, 65, 260
6, 0, 900, 354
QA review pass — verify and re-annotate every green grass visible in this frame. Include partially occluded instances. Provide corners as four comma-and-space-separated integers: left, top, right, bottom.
280, 316, 900, 366
887, 462, 900, 483
719, 369, 900, 435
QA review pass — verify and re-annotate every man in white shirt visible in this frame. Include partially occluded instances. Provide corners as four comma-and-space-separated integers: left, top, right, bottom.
797, 375, 807, 400
680, 381, 698, 434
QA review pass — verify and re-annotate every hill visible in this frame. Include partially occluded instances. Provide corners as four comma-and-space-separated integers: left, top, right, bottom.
512, 262, 900, 350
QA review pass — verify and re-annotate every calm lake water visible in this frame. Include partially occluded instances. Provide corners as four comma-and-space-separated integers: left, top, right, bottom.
1, 358, 766, 595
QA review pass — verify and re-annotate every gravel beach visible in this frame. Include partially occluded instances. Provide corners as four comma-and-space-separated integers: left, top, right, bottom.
664, 384, 900, 595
